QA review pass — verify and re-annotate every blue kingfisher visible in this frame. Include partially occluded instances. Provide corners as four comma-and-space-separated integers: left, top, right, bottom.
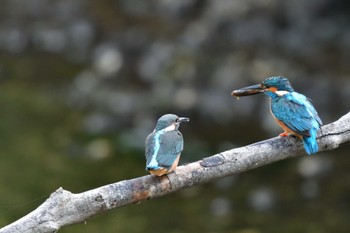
231, 76, 322, 155
145, 114, 190, 176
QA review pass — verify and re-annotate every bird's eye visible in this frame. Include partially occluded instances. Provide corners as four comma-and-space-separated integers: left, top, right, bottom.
261, 83, 268, 88
175, 118, 180, 123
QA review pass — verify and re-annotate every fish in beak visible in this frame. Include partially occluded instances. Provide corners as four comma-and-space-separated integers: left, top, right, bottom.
231, 84, 265, 98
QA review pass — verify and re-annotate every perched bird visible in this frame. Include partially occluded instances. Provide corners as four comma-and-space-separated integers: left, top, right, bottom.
145, 114, 190, 176
231, 76, 322, 155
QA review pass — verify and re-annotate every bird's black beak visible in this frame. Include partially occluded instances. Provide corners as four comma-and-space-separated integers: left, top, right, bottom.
178, 117, 190, 123
231, 84, 265, 97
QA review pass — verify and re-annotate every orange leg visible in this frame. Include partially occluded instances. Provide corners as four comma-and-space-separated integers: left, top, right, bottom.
279, 131, 289, 137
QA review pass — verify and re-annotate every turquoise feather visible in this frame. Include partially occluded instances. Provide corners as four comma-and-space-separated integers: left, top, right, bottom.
264, 77, 322, 155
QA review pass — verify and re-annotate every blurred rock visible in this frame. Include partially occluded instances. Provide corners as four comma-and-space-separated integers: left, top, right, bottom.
157, 0, 198, 19
297, 156, 333, 178
248, 187, 276, 212
93, 44, 123, 77
138, 41, 174, 81
74, 70, 99, 96
0, 27, 27, 54
174, 86, 198, 110
67, 19, 95, 52
119, 0, 154, 17
210, 197, 232, 217
180, 20, 212, 49
32, 26, 66, 52
204, 0, 250, 21
86, 138, 112, 160
83, 113, 114, 134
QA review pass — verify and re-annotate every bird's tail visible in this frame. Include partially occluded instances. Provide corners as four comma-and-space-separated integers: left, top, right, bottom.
302, 129, 319, 155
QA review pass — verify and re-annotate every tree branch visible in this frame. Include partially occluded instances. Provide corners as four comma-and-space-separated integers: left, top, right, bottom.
1, 112, 350, 233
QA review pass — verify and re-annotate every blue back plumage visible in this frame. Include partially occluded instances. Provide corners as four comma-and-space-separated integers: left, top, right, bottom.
145, 130, 183, 170
233, 76, 322, 155
267, 89, 322, 155
145, 114, 187, 172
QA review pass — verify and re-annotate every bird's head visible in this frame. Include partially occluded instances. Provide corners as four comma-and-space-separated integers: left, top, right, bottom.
155, 114, 190, 131
231, 76, 294, 97
261, 76, 294, 93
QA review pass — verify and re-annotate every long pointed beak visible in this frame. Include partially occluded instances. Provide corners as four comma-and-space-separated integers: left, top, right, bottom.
231, 84, 265, 97
178, 117, 190, 123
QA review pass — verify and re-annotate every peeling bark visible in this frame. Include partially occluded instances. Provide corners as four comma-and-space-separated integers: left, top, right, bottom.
1, 112, 350, 233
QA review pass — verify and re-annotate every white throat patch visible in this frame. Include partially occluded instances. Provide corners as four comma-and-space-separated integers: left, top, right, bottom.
275, 90, 289, 96
163, 124, 176, 132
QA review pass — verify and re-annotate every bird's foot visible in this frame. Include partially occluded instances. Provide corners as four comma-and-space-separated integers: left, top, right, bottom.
279, 132, 289, 137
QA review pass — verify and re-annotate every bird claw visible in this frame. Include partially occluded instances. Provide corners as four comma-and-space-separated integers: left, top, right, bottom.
279, 132, 289, 137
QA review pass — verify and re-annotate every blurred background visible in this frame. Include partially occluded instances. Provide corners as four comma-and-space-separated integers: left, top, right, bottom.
0, 0, 349, 232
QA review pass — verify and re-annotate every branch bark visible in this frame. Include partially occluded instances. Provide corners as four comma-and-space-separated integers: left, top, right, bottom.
1, 112, 350, 233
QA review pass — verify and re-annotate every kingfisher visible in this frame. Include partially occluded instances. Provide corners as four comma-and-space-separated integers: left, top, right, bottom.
145, 114, 190, 176
231, 76, 322, 155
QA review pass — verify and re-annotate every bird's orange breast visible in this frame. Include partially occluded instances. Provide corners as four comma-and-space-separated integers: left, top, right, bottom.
148, 155, 180, 176
168, 155, 180, 173
149, 168, 168, 176
271, 112, 303, 139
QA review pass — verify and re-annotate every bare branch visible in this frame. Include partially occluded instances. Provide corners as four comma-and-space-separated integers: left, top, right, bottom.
1, 112, 350, 233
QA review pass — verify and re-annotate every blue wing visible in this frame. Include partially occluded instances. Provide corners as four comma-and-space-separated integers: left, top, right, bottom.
145, 130, 183, 169
145, 132, 156, 166
157, 131, 183, 167
271, 92, 322, 137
